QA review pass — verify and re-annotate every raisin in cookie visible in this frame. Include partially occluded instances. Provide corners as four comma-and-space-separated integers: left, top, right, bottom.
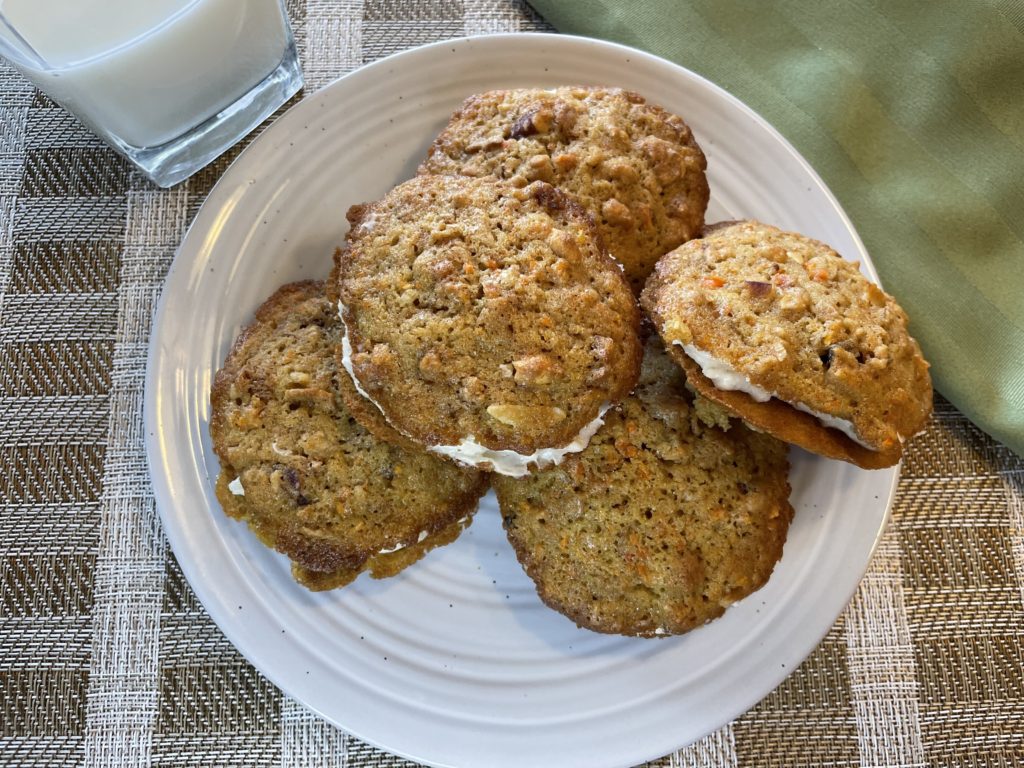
210, 281, 487, 590
420, 86, 709, 293
337, 175, 642, 477
642, 220, 933, 468
493, 335, 793, 637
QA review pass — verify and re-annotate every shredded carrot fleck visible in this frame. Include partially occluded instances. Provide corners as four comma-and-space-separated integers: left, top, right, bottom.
702, 275, 725, 289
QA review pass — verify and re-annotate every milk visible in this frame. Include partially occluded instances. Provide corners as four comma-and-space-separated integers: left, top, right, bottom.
0, 0, 290, 147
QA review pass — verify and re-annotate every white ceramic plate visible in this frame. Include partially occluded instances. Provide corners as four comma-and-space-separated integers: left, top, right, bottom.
145, 33, 897, 768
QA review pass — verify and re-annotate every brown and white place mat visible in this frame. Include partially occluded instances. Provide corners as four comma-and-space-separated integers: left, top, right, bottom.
1, 1, 1022, 766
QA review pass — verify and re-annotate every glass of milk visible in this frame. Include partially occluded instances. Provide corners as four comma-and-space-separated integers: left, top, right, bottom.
0, 0, 303, 187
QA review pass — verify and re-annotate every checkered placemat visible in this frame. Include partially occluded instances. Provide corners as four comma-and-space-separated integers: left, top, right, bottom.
1, 2, 1022, 766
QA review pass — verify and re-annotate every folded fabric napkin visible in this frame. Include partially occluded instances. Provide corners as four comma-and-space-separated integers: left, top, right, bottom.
529, 0, 1024, 457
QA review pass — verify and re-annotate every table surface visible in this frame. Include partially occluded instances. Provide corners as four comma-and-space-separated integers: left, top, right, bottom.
2, 1, 1022, 766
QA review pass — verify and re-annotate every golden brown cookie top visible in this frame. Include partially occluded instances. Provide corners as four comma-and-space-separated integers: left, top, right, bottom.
642, 220, 933, 460
337, 175, 642, 471
420, 86, 709, 293
493, 336, 793, 637
210, 281, 487, 589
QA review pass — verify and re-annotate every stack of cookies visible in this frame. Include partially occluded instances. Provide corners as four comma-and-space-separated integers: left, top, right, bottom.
210, 87, 932, 637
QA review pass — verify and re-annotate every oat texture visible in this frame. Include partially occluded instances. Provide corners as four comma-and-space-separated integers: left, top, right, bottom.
642, 220, 933, 462
338, 175, 642, 458
493, 336, 793, 637
210, 281, 487, 590
420, 86, 709, 292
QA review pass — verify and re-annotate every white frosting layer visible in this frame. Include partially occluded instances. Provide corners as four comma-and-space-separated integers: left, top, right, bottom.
357, 211, 377, 233
790, 402, 869, 447
427, 404, 612, 478
378, 520, 466, 556
674, 341, 872, 449
338, 300, 612, 477
680, 343, 773, 402
338, 300, 390, 419
228, 477, 245, 496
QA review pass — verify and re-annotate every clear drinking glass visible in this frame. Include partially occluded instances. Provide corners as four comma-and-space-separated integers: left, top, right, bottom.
0, 0, 304, 187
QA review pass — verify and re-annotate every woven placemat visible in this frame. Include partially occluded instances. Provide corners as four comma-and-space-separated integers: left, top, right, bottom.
1, 1, 1022, 766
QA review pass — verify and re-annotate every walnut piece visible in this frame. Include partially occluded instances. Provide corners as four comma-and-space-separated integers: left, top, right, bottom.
602, 198, 633, 227
512, 353, 562, 386
486, 403, 567, 428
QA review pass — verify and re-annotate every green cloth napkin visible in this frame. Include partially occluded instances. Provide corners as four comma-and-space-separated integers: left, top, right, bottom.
529, 0, 1024, 457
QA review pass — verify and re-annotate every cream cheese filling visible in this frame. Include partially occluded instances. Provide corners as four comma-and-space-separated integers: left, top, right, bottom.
356, 211, 376, 233
377, 516, 470, 556
426, 404, 612, 479
675, 341, 873, 450
680, 343, 773, 403
338, 301, 389, 418
338, 300, 610, 476
377, 535, 420, 555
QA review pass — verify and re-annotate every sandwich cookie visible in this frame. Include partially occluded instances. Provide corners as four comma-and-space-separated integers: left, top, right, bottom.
210, 281, 488, 590
337, 175, 642, 477
641, 220, 933, 468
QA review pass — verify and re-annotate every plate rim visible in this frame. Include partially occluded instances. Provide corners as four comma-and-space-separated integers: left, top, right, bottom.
144, 31, 898, 767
